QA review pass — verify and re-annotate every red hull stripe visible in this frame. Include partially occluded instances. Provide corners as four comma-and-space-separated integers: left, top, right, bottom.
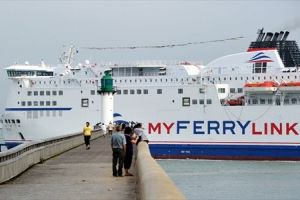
247, 48, 276, 52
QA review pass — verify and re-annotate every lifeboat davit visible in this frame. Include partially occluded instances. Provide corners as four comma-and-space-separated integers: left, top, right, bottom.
279, 82, 300, 93
244, 81, 278, 93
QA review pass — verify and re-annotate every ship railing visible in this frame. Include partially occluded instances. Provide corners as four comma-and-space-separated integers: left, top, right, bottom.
0, 130, 102, 183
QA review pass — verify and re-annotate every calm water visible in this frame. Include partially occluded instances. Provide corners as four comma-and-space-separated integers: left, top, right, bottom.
158, 160, 300, 200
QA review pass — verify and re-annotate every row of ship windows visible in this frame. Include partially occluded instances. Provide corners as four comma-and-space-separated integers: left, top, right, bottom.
114, 75, 299, 83
24, 90, 97, 96
182, 97, 212, 106
116, 88, 243, 95
0, 119, 20, 124
18, 79, 95, 85
27, 90, 63, 96
27, 110, 63, 119
19, 101, 57, 106
248, 98, 300, 105
203, 75, 299, 82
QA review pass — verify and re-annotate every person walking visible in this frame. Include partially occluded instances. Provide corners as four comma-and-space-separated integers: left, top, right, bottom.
124, 126, 135, 176
108, 121, 114, 135
83, 122, 93, 150
111, 124, 126, 177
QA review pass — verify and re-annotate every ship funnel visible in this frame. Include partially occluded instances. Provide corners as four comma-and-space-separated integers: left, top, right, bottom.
264, 32, 273, 42
277, 31, 284, 41
272, 32, 279, 41
282, 31, 290, 41
256, 28, 264, 42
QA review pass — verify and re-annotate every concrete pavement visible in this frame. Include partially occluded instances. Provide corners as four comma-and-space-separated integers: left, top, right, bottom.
0, 135, 136, 200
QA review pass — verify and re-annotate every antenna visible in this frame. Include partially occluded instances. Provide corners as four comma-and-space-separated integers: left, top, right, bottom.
59, 45, 78, 66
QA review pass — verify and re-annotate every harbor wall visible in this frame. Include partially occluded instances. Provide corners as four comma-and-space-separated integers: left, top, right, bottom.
136, 141, 186, 200
0, 131, 102, 183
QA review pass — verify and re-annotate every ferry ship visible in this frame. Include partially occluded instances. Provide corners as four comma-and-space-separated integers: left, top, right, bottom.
1, 28, 300, 160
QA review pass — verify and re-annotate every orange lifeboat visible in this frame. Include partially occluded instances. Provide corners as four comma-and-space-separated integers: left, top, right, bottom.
244, 81, 278, 93
279, 82, 300, 92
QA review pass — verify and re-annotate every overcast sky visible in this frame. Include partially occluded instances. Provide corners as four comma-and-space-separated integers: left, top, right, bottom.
0, 0, 300, 109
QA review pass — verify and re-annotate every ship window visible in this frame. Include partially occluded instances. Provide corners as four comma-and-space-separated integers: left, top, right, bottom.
230, 88, 235, 93
52, 91, 57, 95
192, 99, 197, 105
263, 76, 266, 80
12, 119, 15, 123
143, 89, 148, 94
252, 99, 258, 104
182, 97, 190, 107
157, 89, 162, 94
33, 111, 38, 119
178, 88, 183, 94
116, 90, 121, 95
130, 89, 135, 94
258, 76, 261, 80
137, 89, 142, 95
237, 88, 243, 93
40, 91, 44, 96
218, 88, 225, 93
292, 98, 297, 104
268, 99, 273, 104
59, 90, 63, 95
218, 77, 221, 81
199, 99, 204, 104
91, 90, 95, 95
46, 101, 51, 106
28, 91, 32, 96
16, 119, 20, 123
262, 62, 267, 73
207, 99, 212, 104
46, 91, 51, 96
21, 101, 26, 106
252, 77, 255, 80
34, 91, 38, 96
260, 99, 265, 104
123, 90, 128, 95
27, 101, 32, 106
52, 101, 57, 106
284, 99, 289, 104
199, 88, 205, 93
81, 98, 89, 107
241, 77, 243, 80
34, 101, 38, 106
5, 119, 7, 123
40, 101, 44, 106
0, 119, 3, 124
235, 77, 237, 80
27, 111, 32, 119
40, 111, 44, 117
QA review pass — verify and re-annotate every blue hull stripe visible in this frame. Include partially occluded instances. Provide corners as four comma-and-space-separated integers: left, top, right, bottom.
149, 144, 300, 160
5, 107, 72, 111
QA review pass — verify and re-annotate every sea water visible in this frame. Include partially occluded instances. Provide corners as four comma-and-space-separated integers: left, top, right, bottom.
158, 159, 300, 200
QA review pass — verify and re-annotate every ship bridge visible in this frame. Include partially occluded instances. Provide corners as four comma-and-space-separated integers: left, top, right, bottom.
5, 64, 54, 78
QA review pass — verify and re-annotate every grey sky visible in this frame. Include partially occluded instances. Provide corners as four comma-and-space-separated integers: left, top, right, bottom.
0, 1, 300, 110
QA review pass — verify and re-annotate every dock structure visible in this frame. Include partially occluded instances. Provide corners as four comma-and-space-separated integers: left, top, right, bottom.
0, 136, 136, 200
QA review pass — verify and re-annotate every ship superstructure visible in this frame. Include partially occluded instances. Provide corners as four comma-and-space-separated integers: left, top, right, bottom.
1, 29, 300, 160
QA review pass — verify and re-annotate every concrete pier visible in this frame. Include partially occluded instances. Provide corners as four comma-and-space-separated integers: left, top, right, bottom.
0, 136, 136, 200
